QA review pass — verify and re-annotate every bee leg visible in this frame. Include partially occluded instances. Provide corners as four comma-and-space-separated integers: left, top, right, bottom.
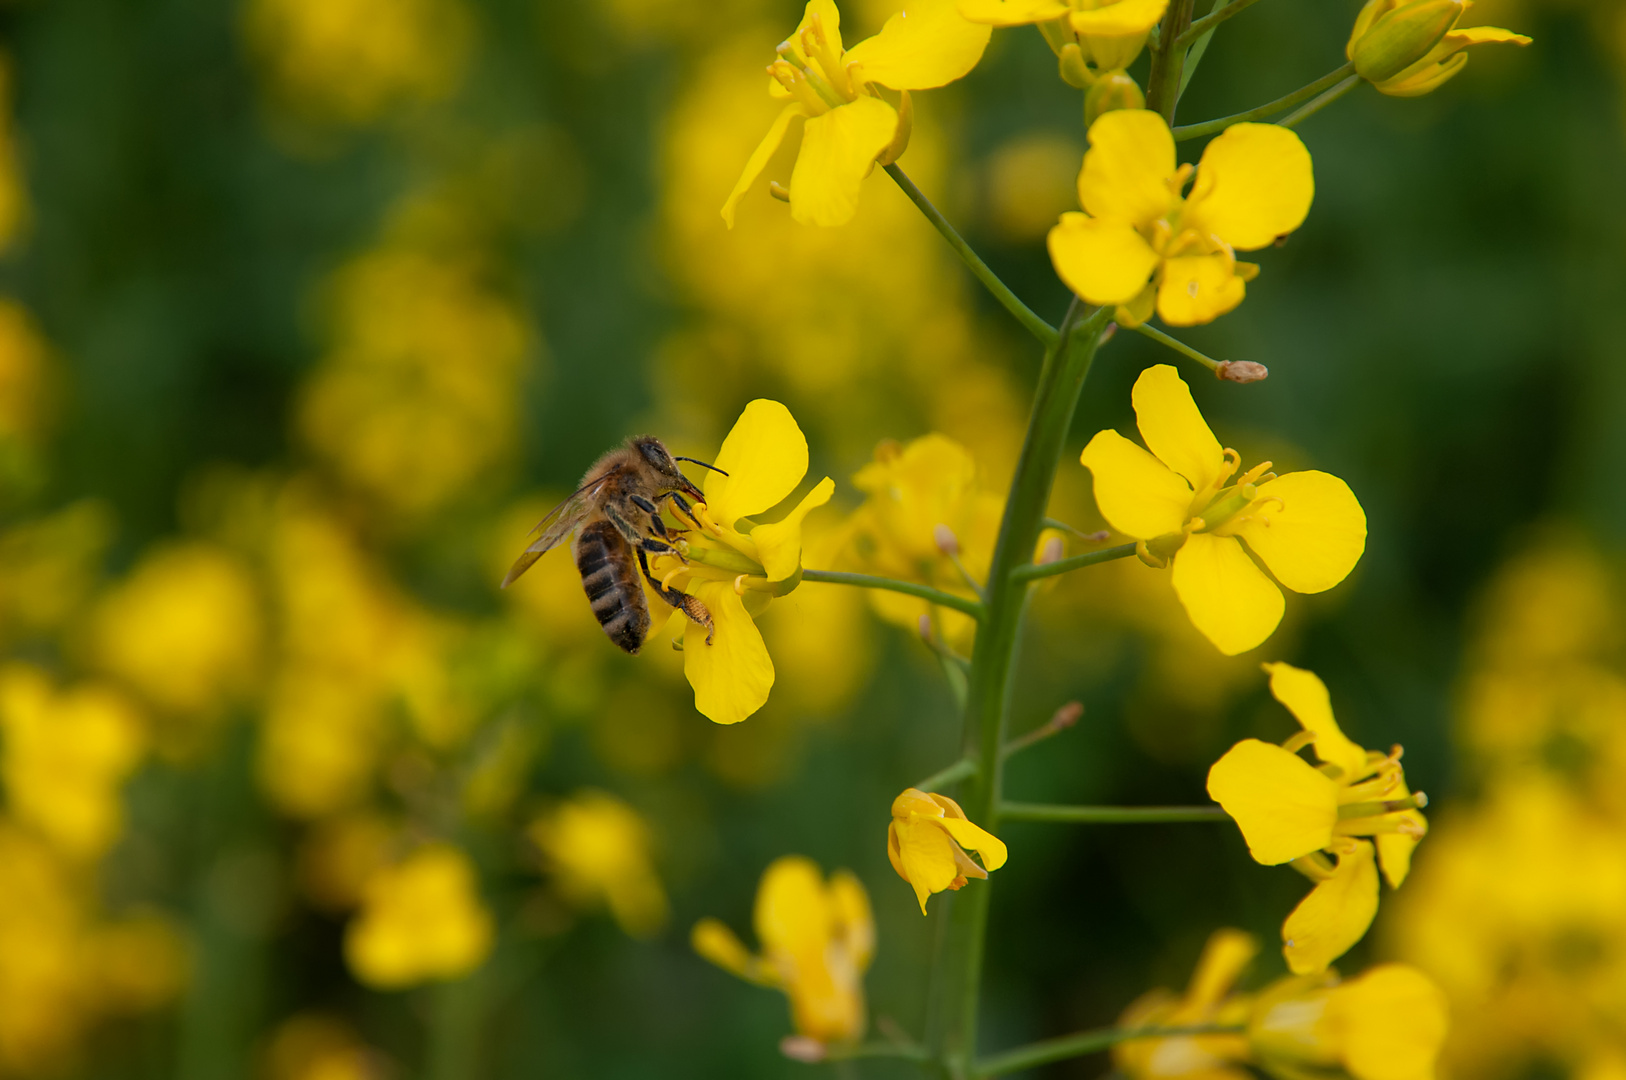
629, 494, 658, 514
637, 547, 715, 645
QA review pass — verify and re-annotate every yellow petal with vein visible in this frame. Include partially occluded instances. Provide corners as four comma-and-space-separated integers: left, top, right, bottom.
1282, 840, 1379, 973
1330, 964, 1449, 1080
722, 104, 806, 229
683, 581, 773, 725
1078, 108, 1176, 227
752, 476, 836, 582
790, 96, 899, 227
1068, 0, 1168, 35
1264, 662, 1368, 780
1231, 470, 1366, 594
1047, 212, 1160, 306
1079, 428, 1192, 540
706, 399, 809, 528
1157, 253, 1247, 326
937, 815, 1007, 871
1132, 364, 1225, 494
846, 0, 993, 90
1206, 738, 1339, 864
1170, 533, 1283, 655
958, 0, 1070, 25
1184, 122, 1314, 251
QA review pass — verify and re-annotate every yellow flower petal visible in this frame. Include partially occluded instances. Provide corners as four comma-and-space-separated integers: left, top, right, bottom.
754, 855, 829, 959
1206, 739, 1340, 865
1170, 533, 1284, 655
1263, 662, 1368, 780
793, 0, 846, 56
1186, 928, 1259, 1009
894, 818, 962, 913
1078, 108, 1176, 228
1231, 470, 1367, 594
1079, 428, 1193, 540
1068, 0, 1169, 35
937, 815, 1008, 872
752, 477, 836, 582
1329, 964, 1449, 1080
706, 399, 810, 529
1184, 122, 1314, 251
692, 917, 774, 985
957, 0, 1070, 25
1377, 51, 1467, 96
1047, 211, 1160, 306
790, 96, 899, 227
683, 581, 774, 725
1376, 814, 1426, 889
830, 870, 875, 970
1442, 23, 1532, 53
1131, 364, 1226, 494
845, 0, 993, 90
722, 104, 807, 229
1282, 840, 1379, 974
1157, 253, 1247, 326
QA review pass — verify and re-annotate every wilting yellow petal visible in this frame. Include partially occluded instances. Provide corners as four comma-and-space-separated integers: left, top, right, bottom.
683, 581, 774, 725
937, 815, 1008, 872
1207, 739, 1340, 864
1231, 470, 1367, 594
894, 818, 961, 913
723, 104, 807, 229
1184, 122, 1314, 251
1170, 533, 1284, 655
1330, 964, 1449, 1080
1263, 662, 1368, 780
830, 870, 875, 970
1068, 0, 1168, 35
1047, 212, 1160, 305
1282, 840, 1379, 974
790, 96, 898, 227
958, 0, 1069, 25
1079, 429, 1193, 540
1157, 253, 1247, 326
1078, 108, 1176, 227
1376, 813, 1426, 889
752, 477, 836, 582
706, 400, 809, 529
693, 917, 775, 985
1131, 364, 1225, 494
845, 0, 993, 90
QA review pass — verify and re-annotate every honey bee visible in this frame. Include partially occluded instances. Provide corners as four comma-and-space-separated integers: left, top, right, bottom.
502, 436, 725, 654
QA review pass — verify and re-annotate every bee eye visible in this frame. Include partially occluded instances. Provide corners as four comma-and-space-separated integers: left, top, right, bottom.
639, 441, 670, 469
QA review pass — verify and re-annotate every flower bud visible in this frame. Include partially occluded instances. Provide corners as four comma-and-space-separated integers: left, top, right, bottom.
1216, 360, 1269, 383
1348, 0, 1462, 83
1084, 70, 1145, 128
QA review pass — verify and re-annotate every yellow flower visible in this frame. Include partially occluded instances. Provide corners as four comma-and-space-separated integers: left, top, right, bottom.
343, 844, 493, 988
723, 0, 992, 228
651, 399, 834, 726
529, 790, 669, 938
264, 1013, 379, 1080
1347, 0, 1530, 98
887, 788, 1007, 913
1048, 110, 1314, 327
1207, 663, 1428, 973
1114, 928, 1257, 1080
959, 0, 1168, 77
692, 855, 874, 1046
1249, 964, 1450, 1080
1080, 365, 1366, 655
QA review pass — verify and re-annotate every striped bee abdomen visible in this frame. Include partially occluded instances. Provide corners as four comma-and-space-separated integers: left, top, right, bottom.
575, 520, 650, 654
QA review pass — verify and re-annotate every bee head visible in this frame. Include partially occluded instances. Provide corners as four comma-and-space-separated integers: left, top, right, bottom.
632, 436, 710, 500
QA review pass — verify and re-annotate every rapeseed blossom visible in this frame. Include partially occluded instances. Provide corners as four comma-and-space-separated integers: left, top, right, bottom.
1208, 663, 1427, 972
1049, 110, 1314, 326
1347, 0, 1529, 97
343, 844, 493, 988
692, 856, 874, 1046
651, 399, 834, 725
1113, 928, 1255, 1080
529, 791, 669, 938
724, 0, 992, 228
1080, 365, 1366, 655
1249, 964, 1449, 1080
960, 0, 1167, 115
887, 788, 1006, 913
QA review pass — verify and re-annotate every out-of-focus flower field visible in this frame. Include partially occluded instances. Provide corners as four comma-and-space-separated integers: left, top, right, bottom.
0, 0, 1620, 1076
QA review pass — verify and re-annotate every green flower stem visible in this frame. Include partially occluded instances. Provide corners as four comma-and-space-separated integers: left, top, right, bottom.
927, 301, 1113, 1075
1145, 0, 1197, 122
1010, 542, 1138, 583
1176, 0, 1240, 101
917, 758, 979, 792
801, 569, 985, 621
973, 1024, 1245, 1077
1132, 322, 1222, 372
883, 164, 1058, 346
823, 1039, 934, 1063
1173, 62, 1357, 142
1176, 0, 1264, 47
999, 803, 1229, 824
1278, 72, 1362, 128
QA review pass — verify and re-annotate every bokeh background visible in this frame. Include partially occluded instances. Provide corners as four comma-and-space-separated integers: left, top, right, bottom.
0, 0, 1621, 1076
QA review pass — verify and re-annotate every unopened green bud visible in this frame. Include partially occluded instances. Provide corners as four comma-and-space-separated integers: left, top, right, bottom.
1351, 0, 1462, 83
1083, 70, 1144, 128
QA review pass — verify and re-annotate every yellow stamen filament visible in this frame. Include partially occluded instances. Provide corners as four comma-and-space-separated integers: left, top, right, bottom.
660, 567, 687, 592
1216, 447, 1242, 488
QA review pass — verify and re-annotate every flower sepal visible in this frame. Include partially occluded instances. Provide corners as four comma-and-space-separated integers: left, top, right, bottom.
1349, 0, 1462, 83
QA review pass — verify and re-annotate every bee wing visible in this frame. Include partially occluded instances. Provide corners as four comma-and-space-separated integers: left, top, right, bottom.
500, 474, 613, 587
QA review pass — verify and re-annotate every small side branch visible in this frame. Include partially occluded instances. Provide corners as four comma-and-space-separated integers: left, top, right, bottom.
1174, 62, 1356, 142
1175, 0, 1264, 47
1278, 72, 1362, 128
999, 803, 1229, 824
801, 569, 985, 621
1010, 543, 1137, 583
916, 758, 978, 792
1002, 701, 1083, 759
974, 1024, 1244, 1077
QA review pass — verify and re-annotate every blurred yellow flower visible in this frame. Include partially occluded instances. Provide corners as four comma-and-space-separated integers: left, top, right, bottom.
1081, 365, 1366, 655
0, 664, 146, 860
84, 911, 190, 1015
0, 66, 26, 254
960, 0, 1168, 73
1049, 110, 1314, 326
343, 844, 493, 989
1208, 663, 1427, 973
0, 300, 49, 446
1249, 964, 1449, 1080
264, 1013, 382, 1080
887, 787, 1007, 913
692, 855, 874, 1045
724, 0, 992, 227
296, 811, 398, 912
1114, 928, 1256, 1080
529, 790, 668, 939
1348, 0, 1529, 97
0, 500, 112, 644
651, 399, 834, 725
258, 672, 384, 819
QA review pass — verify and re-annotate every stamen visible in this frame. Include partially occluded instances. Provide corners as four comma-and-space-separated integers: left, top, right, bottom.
734, 574, 749, 595
1236, 460, 1275, 487
660, 567, 686, 591
1281, 730, 1316, 755
1216, 448, 1242, 488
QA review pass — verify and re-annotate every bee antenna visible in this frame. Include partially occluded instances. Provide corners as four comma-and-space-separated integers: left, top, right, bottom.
675, 456, 729, 477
